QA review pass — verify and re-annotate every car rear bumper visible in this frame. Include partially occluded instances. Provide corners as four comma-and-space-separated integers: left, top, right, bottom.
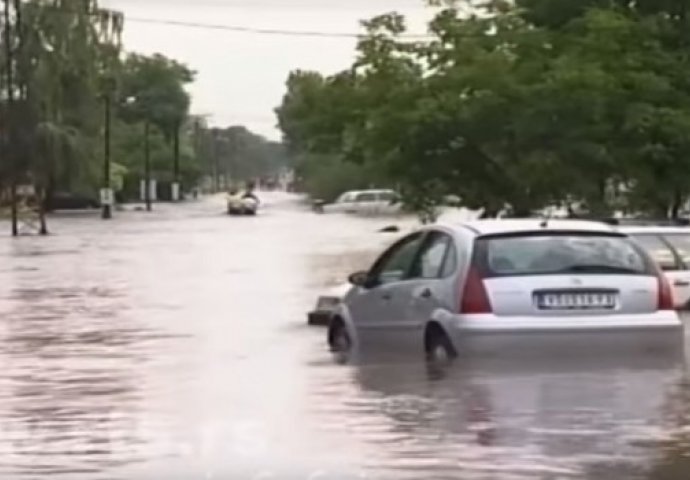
448, 312, 685, 357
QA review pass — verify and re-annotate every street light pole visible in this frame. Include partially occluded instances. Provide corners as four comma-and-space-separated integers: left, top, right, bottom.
212, 130, 220, 193
172, 121, 180, 201
144, 119, 152, 211
101, 94, 112, 219
4, 0, 18, 237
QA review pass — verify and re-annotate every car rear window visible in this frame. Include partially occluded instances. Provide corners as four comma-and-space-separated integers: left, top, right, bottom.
475, 233, 653, 277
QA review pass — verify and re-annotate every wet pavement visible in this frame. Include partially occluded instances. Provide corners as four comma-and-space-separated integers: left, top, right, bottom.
0, 193, 689, 480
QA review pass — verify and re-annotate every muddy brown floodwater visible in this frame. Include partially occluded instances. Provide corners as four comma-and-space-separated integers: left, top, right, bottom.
0, 193, 689, 480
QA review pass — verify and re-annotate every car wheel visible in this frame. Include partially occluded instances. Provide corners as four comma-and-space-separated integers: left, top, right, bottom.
425, 327, 457, 364
329, 321, 351, 354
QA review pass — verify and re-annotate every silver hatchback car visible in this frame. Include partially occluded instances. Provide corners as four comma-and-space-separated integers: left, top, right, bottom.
328, 219, 684, 360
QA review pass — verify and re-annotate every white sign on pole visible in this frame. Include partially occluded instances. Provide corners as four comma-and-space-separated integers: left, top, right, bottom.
100, 188, 114, 206
172, 183, 180, 201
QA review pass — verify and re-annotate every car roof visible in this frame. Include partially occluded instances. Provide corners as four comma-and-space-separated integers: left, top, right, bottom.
344, 189, 395, 195
617, 226, 690, 235
445, 219, 617, 236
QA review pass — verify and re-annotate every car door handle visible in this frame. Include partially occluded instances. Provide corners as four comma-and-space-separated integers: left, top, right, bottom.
381, 292, 392, 301
418, 288, 433, 299
674, 280, 690, 287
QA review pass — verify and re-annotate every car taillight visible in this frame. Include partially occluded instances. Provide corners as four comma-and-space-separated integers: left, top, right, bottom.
460, 267, 492, 314
658, 273, 674, 311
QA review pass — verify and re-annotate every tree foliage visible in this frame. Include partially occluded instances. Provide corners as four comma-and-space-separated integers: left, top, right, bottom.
277, 0, 690, 218
0, 0, 218, 228
194, 124, 290, 191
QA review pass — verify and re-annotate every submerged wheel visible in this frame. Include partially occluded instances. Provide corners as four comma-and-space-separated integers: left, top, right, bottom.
329, 321, 351, 353
425, 325, 457, 363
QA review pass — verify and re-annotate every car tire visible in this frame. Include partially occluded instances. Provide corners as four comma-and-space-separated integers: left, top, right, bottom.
328, 320, 351, 354
425, 327, 457, 364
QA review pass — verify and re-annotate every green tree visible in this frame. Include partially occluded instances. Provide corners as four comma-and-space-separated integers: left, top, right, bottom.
1, 0, 124, 233
277, 0, 690, 219
115, 53, 196, 198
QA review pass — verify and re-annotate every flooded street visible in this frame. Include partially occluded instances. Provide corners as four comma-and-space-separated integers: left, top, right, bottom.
1, 193, 690, 480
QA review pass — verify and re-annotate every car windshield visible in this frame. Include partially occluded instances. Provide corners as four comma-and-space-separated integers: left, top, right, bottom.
478, 233, 651, 277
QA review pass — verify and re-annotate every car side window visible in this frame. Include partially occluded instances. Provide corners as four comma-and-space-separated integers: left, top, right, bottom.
377, 191, 398, 203
660, 233, 690, 268
371, 233, 424, 285
356, 192, 377, 203
441, 242, 458, 278
411, 232, 453, 279
632, 234, 679, 271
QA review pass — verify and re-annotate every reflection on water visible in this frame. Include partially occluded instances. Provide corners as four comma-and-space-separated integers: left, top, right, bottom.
0, 194, 689, 479
311, 355, 686, 480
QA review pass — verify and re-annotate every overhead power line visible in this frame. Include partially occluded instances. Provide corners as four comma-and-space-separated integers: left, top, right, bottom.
124, 16, 433, 39
40, 5, 440, 40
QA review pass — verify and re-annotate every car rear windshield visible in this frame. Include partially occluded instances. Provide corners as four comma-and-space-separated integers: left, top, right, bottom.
474, 232, 654, 277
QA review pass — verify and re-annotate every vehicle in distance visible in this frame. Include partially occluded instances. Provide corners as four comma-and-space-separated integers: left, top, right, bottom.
45, 192, 100, 211
313, 189, 401, 216
617, 224, 690, 310
227, 193, 259, 216
327, 219, 684, 361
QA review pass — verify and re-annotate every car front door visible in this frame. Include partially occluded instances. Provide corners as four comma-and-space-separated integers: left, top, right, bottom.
347, 232, 426, 343
351, 192, 375, 215
332, 192, 355, 214
404, 232, 458, 329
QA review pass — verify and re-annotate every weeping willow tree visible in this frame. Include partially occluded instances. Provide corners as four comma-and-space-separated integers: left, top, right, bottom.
2, 0, 123, 234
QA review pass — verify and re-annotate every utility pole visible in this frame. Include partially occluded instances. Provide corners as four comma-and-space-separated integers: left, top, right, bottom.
4, 0, 17, 236
172, 121, 180, 201
213, 130, 220, 192
101, 94, 112, 219
144, 119, 152, 211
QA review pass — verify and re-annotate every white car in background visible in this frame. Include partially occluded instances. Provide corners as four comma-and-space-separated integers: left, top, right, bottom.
618, 224, 690, 309
316, 189, 402, 216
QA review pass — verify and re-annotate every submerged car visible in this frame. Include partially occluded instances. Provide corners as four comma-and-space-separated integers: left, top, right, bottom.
307, 283, 352, 326
314, 189, 401, 216
327, 219, 684, 361
227, 194, 259, 216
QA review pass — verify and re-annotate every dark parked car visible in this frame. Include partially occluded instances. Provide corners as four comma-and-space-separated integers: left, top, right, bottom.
45, 192, 100, 211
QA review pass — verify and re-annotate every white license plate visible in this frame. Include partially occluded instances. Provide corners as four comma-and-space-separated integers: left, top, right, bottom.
537, 292, 617, 310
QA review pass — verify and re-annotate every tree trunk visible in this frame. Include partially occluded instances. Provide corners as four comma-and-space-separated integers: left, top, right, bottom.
43, 174, 55, 213
10, 183, 18, 236
671, 191, 683, 219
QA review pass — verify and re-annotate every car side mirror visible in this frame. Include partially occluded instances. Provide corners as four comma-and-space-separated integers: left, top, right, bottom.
348, 271, 370, 287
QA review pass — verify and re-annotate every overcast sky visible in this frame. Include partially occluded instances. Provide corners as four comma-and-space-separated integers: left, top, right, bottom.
100, 0, 434, 140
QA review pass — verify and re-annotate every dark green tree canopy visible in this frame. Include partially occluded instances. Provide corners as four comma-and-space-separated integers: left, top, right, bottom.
277, 0, 690, 218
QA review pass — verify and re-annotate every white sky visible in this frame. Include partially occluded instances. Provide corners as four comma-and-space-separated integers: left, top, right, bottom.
100, 0, 434, 140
